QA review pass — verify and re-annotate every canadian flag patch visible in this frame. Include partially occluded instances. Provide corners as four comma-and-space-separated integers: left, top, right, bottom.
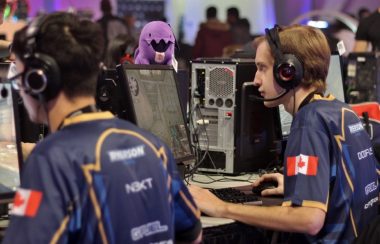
287, 154, 318, 176
10, 188, 43, 217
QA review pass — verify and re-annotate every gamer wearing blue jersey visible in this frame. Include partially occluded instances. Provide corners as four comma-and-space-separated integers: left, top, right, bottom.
282, 93, 379, 242
190, 24, 379, 243
4, 12, 201, 243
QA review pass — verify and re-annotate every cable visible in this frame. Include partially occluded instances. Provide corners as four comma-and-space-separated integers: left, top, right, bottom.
185, 103, 221, 178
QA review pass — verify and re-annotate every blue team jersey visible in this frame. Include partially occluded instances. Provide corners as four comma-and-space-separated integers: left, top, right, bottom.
283, 94, 379, 243
4, 111, 201, 244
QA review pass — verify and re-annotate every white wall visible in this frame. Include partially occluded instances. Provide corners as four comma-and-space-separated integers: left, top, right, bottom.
166, 0, 276, 45
28, 0, 118, 20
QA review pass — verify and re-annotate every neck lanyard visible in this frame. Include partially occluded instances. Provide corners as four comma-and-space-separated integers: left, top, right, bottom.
57, 104, 98, 130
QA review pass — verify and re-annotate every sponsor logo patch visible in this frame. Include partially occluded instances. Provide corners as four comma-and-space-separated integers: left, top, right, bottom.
11, 188, 43, 217
125, 178, 153, 194
287, 154, 318, 176
365, 181, 378, 195
131, 221, 168, 241
357, 147, 373, 160
348, 122, 364, 134
364, 197, 378, 210
108, 145, 145, 162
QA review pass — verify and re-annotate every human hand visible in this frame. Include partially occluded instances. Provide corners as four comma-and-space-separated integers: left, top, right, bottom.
188, 185, 228, 218
252, 173, 284, 196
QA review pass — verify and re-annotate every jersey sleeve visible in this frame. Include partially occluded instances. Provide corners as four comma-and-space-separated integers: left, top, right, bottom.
3, 151, 74, 244
282, 127, 331, 212
166, 147, 201, 242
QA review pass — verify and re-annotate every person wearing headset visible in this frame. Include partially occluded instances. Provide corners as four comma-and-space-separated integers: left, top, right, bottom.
4, 12, 202, 244
189, 24, 379, 243
353, 7, 380, 52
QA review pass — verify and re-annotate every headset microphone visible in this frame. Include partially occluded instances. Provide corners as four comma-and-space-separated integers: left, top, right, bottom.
249, 89, 290, 102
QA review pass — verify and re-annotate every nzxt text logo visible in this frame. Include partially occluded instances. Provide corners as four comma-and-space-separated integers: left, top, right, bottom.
125, 178, 153, 194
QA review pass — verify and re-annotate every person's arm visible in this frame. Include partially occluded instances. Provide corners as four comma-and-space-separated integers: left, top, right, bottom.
353, 40, 369, 52
189, 185, 325, 235
3, 152, 73, 243
166, 146, 202, 243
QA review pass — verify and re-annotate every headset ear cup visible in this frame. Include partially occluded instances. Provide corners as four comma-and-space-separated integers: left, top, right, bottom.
274, 54, 303, 90
24, 53, 61, 101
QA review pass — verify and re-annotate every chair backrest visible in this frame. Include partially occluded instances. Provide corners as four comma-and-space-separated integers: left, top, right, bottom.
353, 214, 380, 244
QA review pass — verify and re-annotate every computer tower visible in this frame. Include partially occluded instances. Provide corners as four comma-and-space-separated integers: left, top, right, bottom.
190, 59, 281, 174
346, 52, 380, 103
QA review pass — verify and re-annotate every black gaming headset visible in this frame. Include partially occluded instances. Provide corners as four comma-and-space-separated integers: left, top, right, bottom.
265, 25, 303, 90
22, 14, 61, 102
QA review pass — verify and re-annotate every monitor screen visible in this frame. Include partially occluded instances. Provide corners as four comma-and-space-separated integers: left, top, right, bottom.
0, 82, 23, 205
116, 64, 194, 164
279, 52, 346, 137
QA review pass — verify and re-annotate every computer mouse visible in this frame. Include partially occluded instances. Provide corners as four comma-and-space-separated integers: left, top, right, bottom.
251, 181, 278, 195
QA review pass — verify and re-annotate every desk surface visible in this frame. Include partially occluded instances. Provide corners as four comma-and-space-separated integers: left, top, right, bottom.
188, 173, 259, 189
190, 172, 283, 230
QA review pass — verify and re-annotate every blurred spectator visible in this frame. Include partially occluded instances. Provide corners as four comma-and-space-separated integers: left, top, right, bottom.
353, 7, 380, 52
358, 7, 371, 20
124, 13, 140, 41
192, 6, 232, 59
226, 7, 252, 46
226, 7, 240, 26
97, 0, 128, 53
234, 18, 252, 45
329, 20, 355, 56
104, 34, 137, 68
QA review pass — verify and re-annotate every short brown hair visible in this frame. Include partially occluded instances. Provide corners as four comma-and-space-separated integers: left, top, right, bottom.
255, 25, 331, 93
12, 12, 105, 99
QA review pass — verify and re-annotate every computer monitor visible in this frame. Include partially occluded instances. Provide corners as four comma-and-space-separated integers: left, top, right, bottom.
116, 64, 194, 164
0, 82, 23, 209
279, 52, 346, 138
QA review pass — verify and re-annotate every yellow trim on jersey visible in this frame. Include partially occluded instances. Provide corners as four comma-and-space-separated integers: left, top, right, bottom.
334, 107, 357, 192
312, 94, 335, 101
350, 208, 358, 237
377, 169, 380, 176
282, 200, 327, 212
61, 111, 114, 128
179, 191, 201, 219
50, 215, 70, 244
333, 107, 363, 235
80, 128, 169, 243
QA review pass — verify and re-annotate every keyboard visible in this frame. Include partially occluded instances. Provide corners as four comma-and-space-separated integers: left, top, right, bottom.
210, 187, 259, 204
